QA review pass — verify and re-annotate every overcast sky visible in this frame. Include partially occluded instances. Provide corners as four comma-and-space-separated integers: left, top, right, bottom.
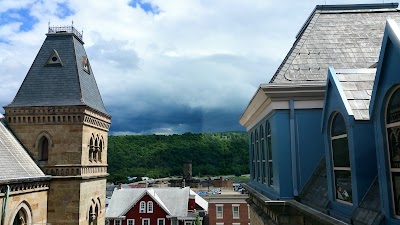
0, 0, 386, 134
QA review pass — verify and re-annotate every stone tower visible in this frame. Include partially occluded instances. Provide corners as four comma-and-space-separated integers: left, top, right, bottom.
3, 26, 111, 225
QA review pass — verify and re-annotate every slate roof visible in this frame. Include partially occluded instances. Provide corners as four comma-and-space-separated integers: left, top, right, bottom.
334, 69, 376, 120
298, 157, 329, 213
106, 187, 206, 219
270, 3, 400, 84
7, 31, 108, 115
0, 118, 46, 181
352, 178, 383, 225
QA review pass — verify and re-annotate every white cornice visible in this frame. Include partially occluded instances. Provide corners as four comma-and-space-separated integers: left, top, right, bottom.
240, 83, 326, 131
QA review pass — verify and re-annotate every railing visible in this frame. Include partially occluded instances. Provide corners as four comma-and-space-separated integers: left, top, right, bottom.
48, 25, 83, 40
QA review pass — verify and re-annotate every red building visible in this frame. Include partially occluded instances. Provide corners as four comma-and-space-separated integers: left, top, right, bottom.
205, 194, 250, 225
106, 187, 208, 225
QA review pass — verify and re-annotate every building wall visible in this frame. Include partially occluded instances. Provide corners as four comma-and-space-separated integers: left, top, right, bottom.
79, 179, 107, 225
5, 106, 110, 225
206, 194, 250, 225
248, 108, 324, 200
0, 187, 48, 225
109, 194, 169, 225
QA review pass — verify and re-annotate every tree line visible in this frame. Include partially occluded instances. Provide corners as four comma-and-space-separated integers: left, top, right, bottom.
107, 132, 249, 183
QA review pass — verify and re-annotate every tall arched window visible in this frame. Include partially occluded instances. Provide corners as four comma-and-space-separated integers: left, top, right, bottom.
260, 125, 265, 184
251, 133, 255, 180
89, 137, 94, 162
331, 112, 352, 204
94, 138, 99, 162
386, 88, 400, 216
39, 136, 49, 161
98, 139, 103, 162
266, 121, 273, 186
147, 201, 153, 213
255, 130, 259, 181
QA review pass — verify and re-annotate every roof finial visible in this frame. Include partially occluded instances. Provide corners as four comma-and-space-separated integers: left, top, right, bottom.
72, 20, 74, 28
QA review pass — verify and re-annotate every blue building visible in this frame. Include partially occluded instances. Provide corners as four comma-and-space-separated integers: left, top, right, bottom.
240, 3, 400, 225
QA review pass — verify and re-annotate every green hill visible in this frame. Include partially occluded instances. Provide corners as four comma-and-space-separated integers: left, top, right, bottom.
107, 132, 249, 182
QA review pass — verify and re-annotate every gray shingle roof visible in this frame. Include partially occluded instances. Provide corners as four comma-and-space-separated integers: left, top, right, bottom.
7, 32, 108, 115
270, 3, 400, 84
352, 178, 383, 225
106, 187, 194, 218
0, 119, 46, 181
334, 69, 376, 120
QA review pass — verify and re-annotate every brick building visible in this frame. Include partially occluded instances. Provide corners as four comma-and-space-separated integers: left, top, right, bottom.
205, 194, 249, 225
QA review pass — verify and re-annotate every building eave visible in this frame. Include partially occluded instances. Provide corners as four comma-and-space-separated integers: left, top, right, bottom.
240, 83, 326, 131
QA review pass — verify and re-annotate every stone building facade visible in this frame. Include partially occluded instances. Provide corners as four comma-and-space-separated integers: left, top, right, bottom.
1, 25, 110, 224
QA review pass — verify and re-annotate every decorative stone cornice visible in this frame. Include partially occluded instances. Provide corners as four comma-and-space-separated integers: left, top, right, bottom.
4, 106, 111, 131
43, 165, 108, 179
0, 179, 50, 197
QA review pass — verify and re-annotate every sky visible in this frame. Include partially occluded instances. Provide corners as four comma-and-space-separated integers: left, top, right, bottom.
0, 0, 388, 135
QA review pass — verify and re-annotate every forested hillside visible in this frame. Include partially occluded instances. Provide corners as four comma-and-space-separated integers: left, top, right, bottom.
107, 132, 248, 182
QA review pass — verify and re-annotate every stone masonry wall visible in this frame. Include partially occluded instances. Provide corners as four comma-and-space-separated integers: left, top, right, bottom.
0, 189, 48, 225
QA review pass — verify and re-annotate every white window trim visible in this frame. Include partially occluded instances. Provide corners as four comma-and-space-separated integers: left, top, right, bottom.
127, 219, 135, 225
115, 219, 122, 225
157, 218, 165, 225
184, 221, 192, 225
216, 223, 224, 225
142, 218, 150, 225
216, 204, 223, 219
232, 223, 241, 225
140, 201, 146, 213
232, 204, 240, 219
147, 201, 153, 213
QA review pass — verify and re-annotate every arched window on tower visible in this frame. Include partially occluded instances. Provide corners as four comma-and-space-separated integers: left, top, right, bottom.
94, 138, 99, 162
39, 136, 49, 161
99, 139, 103, 162
89, 137, 94, 162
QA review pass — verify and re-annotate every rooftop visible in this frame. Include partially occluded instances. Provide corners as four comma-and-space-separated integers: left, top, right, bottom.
47, 24, 83, 42
270, 3, 400, 84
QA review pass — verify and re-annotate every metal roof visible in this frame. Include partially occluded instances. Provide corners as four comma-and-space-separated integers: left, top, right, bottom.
106, 187, 206, 219
270, 3, 400, 84
7, 32, 108, 115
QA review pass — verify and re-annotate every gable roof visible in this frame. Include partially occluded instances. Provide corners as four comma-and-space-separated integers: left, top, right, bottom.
328, 68, 376, 120
370, 19, 400, 116
270, 3, 399, 84
0, 118, 46, 182
6, 28, 108, 116
106, 187, 197, 219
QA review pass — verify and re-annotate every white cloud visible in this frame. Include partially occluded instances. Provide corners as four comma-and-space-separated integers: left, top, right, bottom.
0, 0, 386, 133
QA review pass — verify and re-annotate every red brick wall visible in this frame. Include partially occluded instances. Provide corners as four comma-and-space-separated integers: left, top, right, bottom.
208, 202, 250, 225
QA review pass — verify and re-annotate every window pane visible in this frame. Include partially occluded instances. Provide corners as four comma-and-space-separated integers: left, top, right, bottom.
332, 113, 346, 136
387, 88, 400, 124
268, 162, 273, 186
332, 137, 350, 167
387, 127, 400, 168
335, 170, 352, 203
392, 173, 400, 216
